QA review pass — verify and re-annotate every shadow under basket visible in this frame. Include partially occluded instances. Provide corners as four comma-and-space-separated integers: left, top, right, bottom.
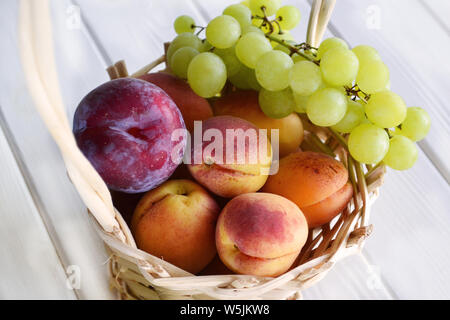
20, 0, 386, 300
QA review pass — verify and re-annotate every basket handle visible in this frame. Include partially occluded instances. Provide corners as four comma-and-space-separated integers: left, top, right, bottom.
306, 0, 336, 47
18, 0, 126, 241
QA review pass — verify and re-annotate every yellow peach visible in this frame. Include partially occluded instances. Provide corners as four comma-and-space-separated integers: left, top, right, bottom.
131, 179, 220, 274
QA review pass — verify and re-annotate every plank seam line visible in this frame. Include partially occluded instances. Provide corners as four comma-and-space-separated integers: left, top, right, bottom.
71, 0, 112, 68
71, 0, 163, 71
418, 0, 450, 36
0, 104, 80, 300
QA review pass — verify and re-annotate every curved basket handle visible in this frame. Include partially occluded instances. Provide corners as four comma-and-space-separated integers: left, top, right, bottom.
18, 0, 126, 241
306, 0, 336, 47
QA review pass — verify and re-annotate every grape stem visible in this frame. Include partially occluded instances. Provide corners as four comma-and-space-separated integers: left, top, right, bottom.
344, 85, 370, 103
308, 132, 336, 157
328, 127, 349, 151
192, 25, 205, 36
252, 6, 320, 63
266, 34, 319, 64
385, 128, 394, 138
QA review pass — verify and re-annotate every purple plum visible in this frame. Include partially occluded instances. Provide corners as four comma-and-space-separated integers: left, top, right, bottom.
73, 78, 186, 193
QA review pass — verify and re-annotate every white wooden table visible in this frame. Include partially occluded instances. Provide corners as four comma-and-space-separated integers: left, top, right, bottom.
0, 0, 449, 299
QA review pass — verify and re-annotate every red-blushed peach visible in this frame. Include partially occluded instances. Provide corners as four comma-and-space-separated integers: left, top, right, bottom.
262, 151, 352, 228
187, 116, 272, 198
216, 193, 308, 277
139, 72, 213, 132
131, 179, 220, 274
213, 90, 304, 157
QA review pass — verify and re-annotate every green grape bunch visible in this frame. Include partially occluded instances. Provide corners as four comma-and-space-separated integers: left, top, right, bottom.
166, 0, 430, 172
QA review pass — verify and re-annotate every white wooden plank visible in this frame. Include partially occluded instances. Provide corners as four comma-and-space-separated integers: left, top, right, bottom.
365, 152, 450, 299
73, 0, 208, 72
0, 118, 76, 299
75, 0, 392, 300
303, 0, 450, 299
303, 254, 393, 300
0, 0, 114, 299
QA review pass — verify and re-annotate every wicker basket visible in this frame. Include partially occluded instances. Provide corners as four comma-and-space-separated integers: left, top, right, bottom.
19, 0, 386, 300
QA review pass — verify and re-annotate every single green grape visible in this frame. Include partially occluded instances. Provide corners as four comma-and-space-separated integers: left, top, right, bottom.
259, 88, 295, 119
187, 52, 227, 98
348, 123, 390, 164
170, 47, 199, 79
293, 92, 309, 113
250, 0, 281, 16
317, 37, 348, 59
223, 4, 252, 29
255, 50, 293, 91
276, 5, 301, 30
331, 99, 366, 133
351, 45, 381, 64
206, 15, 241, 49
306, 87, 347, 126
320, 47, 359, 86
397, 107, 431, 141
173, 15, 195, 34
214, 46, 242, 77
383, 135, 418, 170
242, 25, 264, 35
356, 60, 390, 94
365, 91, 407, 128
235, 32, 272, 68
289, 61, 323, 96
167, 33, 202, 63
